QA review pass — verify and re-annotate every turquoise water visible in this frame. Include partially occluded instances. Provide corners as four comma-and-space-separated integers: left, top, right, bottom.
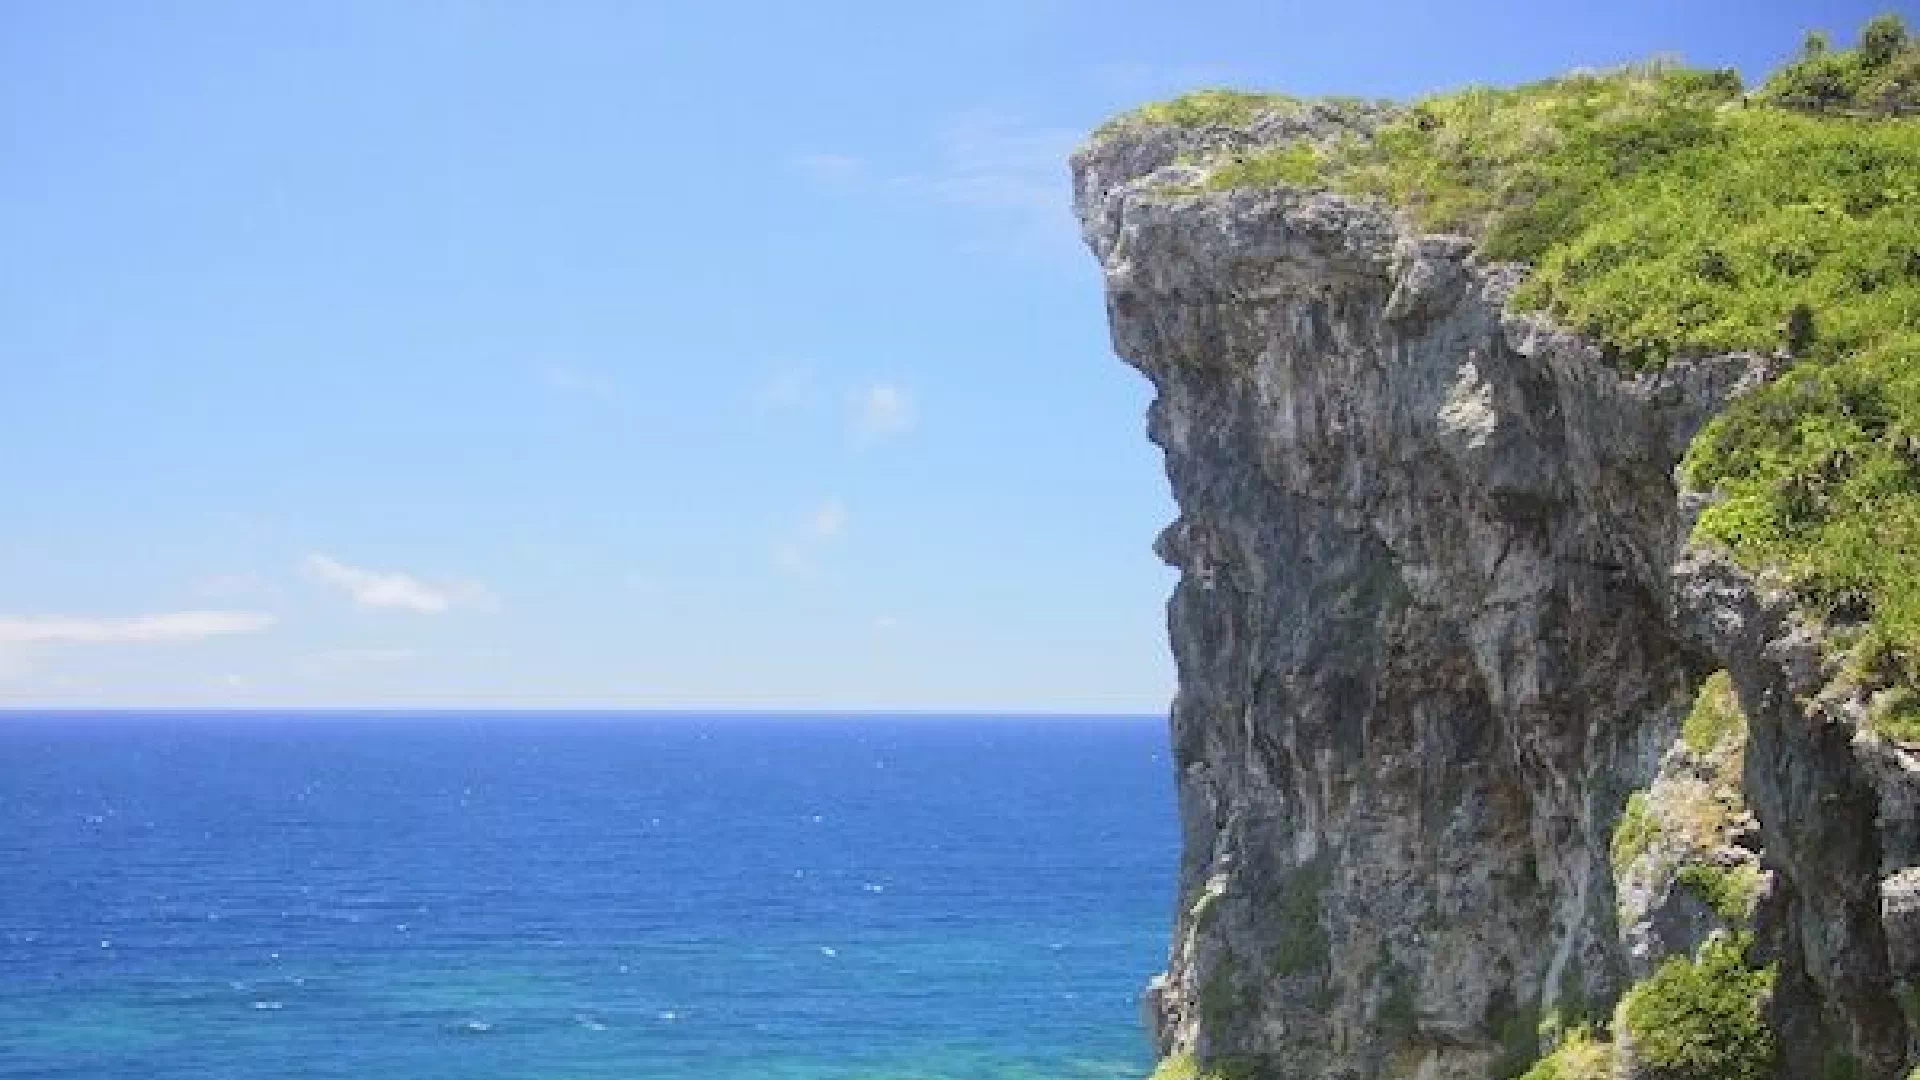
0, 713, 1177, 1079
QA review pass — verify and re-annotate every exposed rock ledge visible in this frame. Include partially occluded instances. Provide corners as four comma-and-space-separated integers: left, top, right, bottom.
1073, 109, 1920, 1078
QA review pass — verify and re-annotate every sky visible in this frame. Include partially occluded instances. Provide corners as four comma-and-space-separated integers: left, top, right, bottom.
0, 0, 1905, 711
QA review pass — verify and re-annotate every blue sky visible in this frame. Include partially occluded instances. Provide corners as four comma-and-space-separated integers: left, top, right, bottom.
0, 0, 1901, 710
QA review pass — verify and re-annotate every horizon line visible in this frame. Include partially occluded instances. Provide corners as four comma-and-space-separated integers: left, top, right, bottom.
0, 705, 1168, 718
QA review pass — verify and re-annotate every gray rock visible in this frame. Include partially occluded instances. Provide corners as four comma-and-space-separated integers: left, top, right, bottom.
1075, 112, 1916, 1077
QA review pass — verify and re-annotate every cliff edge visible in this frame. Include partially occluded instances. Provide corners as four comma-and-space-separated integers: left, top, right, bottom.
1076, 20, 1920, 1080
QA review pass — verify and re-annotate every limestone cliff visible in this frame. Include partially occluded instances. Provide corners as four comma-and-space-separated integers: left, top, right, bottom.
1073, 97, 1920, 1079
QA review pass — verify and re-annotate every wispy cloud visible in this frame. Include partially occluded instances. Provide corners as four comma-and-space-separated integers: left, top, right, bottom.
302, 554, 495, 614
539, 363, 616, 401
852, 383, 916, 447
794, 111, 1082, 259
0, 610, 275, 645
773, 498, 849, 576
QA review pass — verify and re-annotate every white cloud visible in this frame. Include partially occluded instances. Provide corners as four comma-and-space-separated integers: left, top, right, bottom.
873, 614, 903, 633
540, 363, 616, 401
774, 498, 849, 576
852, 384, 915, 446
0, 610, 276, 644
301, 554, 494, 614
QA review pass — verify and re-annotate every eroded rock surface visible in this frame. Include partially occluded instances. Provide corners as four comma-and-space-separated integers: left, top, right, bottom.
1073, 109, 1920, 1078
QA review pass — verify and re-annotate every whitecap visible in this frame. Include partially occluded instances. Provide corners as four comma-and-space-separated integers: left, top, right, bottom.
657, 1010, 678, 1022
819, 946, 838, 958
863, 883, 885, 893
457, 1020, 492, 1035
252, 1001, 283, 1011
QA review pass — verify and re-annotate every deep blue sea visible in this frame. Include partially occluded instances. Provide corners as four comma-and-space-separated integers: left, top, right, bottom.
0, 713, 1177, 1079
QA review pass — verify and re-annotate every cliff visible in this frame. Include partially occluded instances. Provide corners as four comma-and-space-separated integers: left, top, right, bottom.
1075, 20, 1920, 1080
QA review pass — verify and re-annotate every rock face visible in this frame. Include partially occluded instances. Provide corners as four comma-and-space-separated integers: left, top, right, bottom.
1072, 110, 1920, 1078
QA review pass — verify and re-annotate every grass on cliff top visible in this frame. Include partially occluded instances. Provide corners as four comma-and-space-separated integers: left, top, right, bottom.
1201, 35, 1919, 370
1114, 16, 1920, 717
1096, 89, 1300, 138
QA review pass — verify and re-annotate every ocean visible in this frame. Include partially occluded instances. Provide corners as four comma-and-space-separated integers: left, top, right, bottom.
0, 713, 1178, 1079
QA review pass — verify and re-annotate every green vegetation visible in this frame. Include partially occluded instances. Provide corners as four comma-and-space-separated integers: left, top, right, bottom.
1198, 952, 1243, 1023
1685, 340, 1920, 723
1616, 933, 1777, 1080
1488, 996, 1543, 1079
1823, 1052, 1867, 1080
1759, 14, 1920, 113
1208, 142, 1322, 189
1682, 670, 1746, 755
1375, 959, 1418, 1038
1096, 89, 1299, 139
1611, 792, 1658, 878
1148, 1054, 1263, 1080
1265, 856, 1332, 976
1675, 862, 1763, 924
1517, 1027, 1615, 1080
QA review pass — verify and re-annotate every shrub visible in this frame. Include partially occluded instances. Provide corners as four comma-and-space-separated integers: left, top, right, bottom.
1149, 1054, 1264, 1080
1617, 933, 1777, 1080
1517, 1027, 1615, 1080
1682, 671, 1745, 755
1675, 862, 1762, 923
1760, 12, 1920, 113
1611, 792, 1658, 878
1863, 14, 1910, 68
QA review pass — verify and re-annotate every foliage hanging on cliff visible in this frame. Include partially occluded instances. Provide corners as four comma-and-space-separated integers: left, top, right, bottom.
1616, 933, 1776, 1080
